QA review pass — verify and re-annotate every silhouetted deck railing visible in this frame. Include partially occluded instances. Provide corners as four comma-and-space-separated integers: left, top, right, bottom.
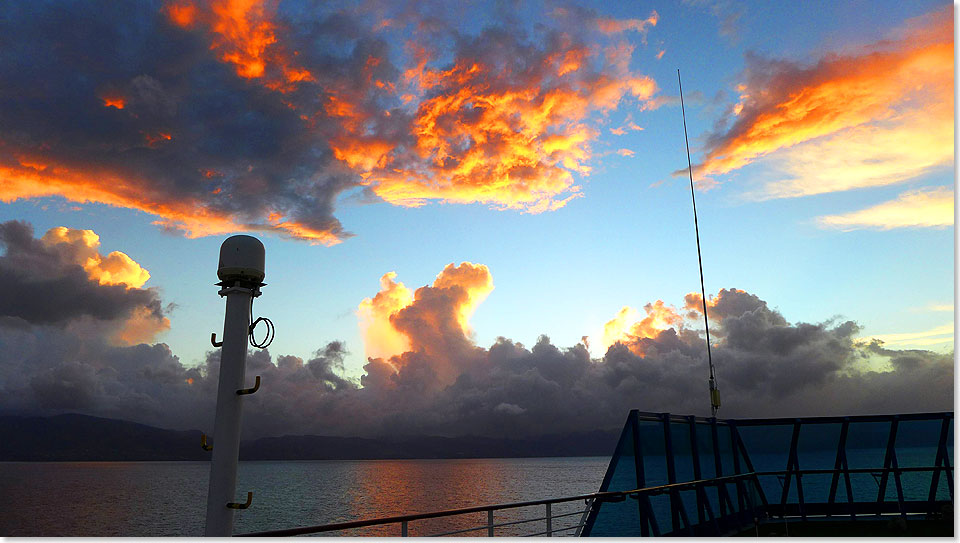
582, 410, 953, 536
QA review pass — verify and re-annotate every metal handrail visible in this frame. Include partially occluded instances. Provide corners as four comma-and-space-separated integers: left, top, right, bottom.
239, 473, 757, 537
239, 491, 603, 537
427, 508, 587, 537
524, 522, 583, 537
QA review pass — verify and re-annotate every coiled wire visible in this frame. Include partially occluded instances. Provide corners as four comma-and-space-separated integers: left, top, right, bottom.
248, 296, 274, 348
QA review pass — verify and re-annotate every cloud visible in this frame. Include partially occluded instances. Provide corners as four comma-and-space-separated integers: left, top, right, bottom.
600, 301, 686, 355
681, 0, 744, 41
0, 250, 951, 438
817, 186, 954, 231
359, 263, 493, 390
0, 2, 353, 244
357, 272, 414, 361
596, 11, 659, 37
40, 227, 151, 288
343, 22, 660, 214
687, 8, 952, 199
861, 323, 954, 348
0, 221, 168, 342
0, 2, 665, 243
610, 118, 644, 136
341, 266, 953, 436
918, 303, 953, 313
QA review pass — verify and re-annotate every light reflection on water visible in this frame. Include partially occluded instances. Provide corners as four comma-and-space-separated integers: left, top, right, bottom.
0, 457, 608, 537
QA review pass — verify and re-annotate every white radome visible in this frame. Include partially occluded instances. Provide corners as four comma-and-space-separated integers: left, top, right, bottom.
217, 235, 265, 282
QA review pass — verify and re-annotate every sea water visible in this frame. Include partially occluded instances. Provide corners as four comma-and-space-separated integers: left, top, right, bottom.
0, 457, 608, 536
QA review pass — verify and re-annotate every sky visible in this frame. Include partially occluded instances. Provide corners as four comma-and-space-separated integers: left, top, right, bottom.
0, 0, 954, 438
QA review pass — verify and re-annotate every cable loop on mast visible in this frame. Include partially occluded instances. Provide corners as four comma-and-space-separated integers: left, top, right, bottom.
247, 297, 274, 348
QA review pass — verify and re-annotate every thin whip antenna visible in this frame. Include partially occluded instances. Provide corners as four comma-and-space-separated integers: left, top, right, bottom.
678, 69, 721, 418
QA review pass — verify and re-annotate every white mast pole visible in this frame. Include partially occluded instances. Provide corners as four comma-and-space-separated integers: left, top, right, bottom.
204, 235, 265, 537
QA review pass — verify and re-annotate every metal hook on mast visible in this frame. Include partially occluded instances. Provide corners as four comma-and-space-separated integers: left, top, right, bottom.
236, 375, 260, 396
226, 492, 253, 510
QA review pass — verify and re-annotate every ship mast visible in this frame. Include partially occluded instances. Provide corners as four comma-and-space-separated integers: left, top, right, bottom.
678, 69, 721, 418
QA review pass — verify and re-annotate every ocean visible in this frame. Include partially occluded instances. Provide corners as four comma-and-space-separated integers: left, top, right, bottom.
0, 457, 609, 536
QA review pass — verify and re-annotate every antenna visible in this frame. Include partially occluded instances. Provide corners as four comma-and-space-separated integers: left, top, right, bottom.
678, 69, 721, 418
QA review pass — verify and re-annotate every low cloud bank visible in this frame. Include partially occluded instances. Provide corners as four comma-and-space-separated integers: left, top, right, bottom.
0, 222, 951, 438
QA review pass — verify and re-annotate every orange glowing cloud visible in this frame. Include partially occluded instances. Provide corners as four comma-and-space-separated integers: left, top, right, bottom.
601, 300, 685, 356
41, 226, 151, 288
0, 157, 342, 245
596, 11, 659, 35
342, 52, 659, 213
7, 3, 666, 247
101, 95, 125, 109
35, 225, 170, 344
163, 2, 197, 27
143, 132, 173, 147
429, 262, 494, 338
165, 0, 313, 92
114, 304, 172, 345
358, 263, 493, 366
154, 2, 664, 219
693, 8, 953, 199
358, 272, 415, 361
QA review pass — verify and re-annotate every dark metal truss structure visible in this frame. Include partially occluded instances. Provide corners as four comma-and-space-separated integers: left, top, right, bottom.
582, 411, 954, 536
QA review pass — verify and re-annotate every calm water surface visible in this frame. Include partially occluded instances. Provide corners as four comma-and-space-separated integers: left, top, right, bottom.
0, 458, 608, 536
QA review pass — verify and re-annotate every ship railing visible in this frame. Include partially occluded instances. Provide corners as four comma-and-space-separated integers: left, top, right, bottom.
238, 463, 952, 537
238, 489, 598, 537
239, 472, 754, 537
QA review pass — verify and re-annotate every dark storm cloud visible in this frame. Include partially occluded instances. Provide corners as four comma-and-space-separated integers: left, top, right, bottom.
0, 1, 367, 243
352, 288, 950, 437
2, 1, 666, 237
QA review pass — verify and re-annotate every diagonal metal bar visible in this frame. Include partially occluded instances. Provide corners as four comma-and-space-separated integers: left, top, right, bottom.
877, 418, 899, 513
841, 431, 855, 519
698, 480, 721, 536
780, 422, 801, 511
828, 419, 849, 512
890, 430, 906, 519
580, 410, 635, 536
732, 423, 769, 510
927, 415, 949, 510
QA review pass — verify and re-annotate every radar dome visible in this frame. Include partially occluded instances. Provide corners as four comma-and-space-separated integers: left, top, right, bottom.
218, 235, 265, 283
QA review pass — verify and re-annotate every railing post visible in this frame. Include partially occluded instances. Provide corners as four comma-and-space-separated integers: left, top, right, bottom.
487, 510, 494, 537
546, 503, 552, 536
575, 498, 594, 537
401, 520, 408, 537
